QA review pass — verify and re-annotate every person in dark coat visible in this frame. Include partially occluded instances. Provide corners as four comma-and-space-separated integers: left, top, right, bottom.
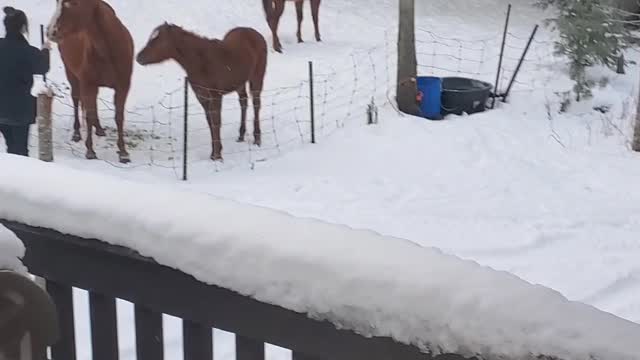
0, 6, 50, 157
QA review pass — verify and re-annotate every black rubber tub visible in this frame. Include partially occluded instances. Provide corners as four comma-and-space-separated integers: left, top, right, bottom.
441, 77, 493, 116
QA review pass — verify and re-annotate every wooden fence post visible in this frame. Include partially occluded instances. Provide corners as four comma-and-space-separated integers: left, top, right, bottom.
37, 89, 54, 162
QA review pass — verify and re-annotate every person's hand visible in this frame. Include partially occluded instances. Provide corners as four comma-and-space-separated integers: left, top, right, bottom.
42, 41, 52, 50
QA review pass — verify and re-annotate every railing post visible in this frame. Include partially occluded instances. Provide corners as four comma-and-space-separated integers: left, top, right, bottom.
183, 320, 213, 360
89, 292, 119, 360
135, 305, 164, 360
46, 281, 76, 360
236, 335, 264, 360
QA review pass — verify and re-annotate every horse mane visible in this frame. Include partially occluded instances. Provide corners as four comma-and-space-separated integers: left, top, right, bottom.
100, 0, 116, 16
167, 24, 222, 47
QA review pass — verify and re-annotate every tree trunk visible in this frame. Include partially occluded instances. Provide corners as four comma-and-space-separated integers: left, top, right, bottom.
632, 79, 640, 151
616, 54, 625, 75
396, 0, 420, 116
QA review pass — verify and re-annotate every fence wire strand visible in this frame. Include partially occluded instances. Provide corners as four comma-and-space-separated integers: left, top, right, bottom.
8, 26, 586, 179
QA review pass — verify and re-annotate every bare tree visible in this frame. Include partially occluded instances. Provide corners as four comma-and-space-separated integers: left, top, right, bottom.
396, 0, 420, 116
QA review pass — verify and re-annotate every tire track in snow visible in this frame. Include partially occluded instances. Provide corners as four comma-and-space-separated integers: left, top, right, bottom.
456, 230, 571, 258
581, 269, 640, 305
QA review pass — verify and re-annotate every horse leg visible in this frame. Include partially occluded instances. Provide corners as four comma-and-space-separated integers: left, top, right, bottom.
80, 84, 99, 160
311, 0, 321, 42
295, 0, 304, 43
114, 88, 130, 163
94, 112, 106, 137
207, 96, 223, 161
94, 124, 106, 137
250, 82, 263, 147
93, 88, 106, 137
66, 71, 82, 142
270, 0, 285, 52
236, 85, 248, 142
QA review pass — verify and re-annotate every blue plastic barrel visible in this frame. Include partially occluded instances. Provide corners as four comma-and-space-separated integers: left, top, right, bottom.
416, 76, 442, 120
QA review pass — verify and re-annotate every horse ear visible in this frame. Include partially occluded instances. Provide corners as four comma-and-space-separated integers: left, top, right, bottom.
3, 6, 16, 16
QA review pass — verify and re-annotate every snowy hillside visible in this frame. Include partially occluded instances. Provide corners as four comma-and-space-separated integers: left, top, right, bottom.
1, 0, 640, 358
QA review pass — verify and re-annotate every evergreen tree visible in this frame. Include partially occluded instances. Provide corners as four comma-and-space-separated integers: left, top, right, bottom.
537, 0, 632, 100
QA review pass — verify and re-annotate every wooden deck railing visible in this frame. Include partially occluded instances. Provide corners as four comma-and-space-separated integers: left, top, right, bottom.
1, 220, 470, 360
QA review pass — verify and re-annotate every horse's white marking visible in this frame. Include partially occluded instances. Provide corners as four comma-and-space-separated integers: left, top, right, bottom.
149, 29, 160, 42
46, 0, 64, 39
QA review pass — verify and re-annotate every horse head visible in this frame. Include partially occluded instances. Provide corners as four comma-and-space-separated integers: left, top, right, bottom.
46, 0, 101, 42
136, 23, 176, 66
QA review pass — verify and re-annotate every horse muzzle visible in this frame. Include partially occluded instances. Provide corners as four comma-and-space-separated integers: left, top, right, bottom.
135, 53, 149, 66
46, 27, 61, 43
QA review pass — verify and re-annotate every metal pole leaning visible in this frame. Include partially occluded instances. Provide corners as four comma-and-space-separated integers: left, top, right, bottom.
502, 24, 539, 104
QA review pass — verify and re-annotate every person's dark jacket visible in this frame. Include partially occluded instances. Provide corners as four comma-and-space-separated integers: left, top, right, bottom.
0, 33, 49, 126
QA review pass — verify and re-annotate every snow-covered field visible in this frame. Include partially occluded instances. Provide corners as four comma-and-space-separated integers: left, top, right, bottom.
2, 0, 640, 358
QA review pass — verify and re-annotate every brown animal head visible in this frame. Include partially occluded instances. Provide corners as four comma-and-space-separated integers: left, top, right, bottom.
136, 23, 178, 66
46, 0, 101, 42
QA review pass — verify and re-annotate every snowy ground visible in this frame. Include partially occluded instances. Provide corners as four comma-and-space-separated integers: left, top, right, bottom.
2, 0, 640, 358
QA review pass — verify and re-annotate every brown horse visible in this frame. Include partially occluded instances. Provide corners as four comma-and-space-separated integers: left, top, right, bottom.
136, 24, 267, 161
263, 0, 321, 53
46, 0, 134, 163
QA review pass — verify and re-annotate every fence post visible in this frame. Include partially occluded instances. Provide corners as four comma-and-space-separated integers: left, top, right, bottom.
491, 4, 511, 109
183, 77, 189, 181
308, 61, 316, 144
37, 90, 54, 162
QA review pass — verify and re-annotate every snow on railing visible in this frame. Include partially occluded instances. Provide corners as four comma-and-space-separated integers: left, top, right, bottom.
1, 154, 640, 360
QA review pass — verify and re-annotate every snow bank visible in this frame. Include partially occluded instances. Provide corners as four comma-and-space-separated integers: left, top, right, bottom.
0, 223, 27, 273
0, 154, 639, 360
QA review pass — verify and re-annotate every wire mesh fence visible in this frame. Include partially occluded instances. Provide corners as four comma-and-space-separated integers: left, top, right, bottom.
414, 26, 564, 98
18, 44, 390, 179
1, 23, 577, 180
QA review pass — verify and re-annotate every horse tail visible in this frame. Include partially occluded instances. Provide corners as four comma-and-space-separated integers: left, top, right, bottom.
262, 0, 272, 20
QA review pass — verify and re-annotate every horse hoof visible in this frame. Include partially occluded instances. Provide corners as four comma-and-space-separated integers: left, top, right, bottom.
236, 137, 245, 143
210, 155, 223, 162
71, 134, 82, 142
119, 153, 131, 164
298, 38, 304, 43
95, 128, 106, 137
316, 35, 322, 42
85, 152, 97, 160
253, 139, 262, 147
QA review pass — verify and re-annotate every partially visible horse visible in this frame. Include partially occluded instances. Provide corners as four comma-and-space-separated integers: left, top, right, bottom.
47, 0, 134, 163
136, 24, 267, 161
262, 0, 321, 53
